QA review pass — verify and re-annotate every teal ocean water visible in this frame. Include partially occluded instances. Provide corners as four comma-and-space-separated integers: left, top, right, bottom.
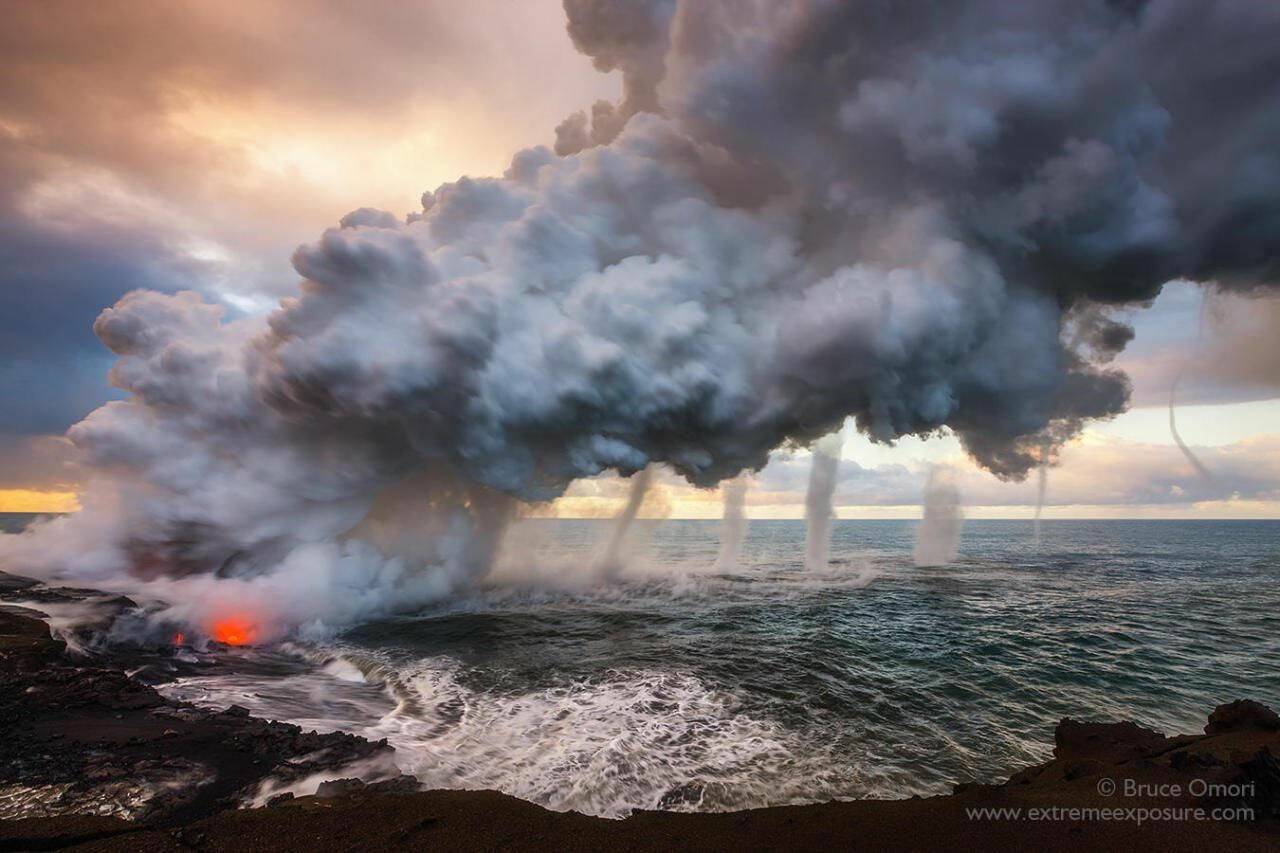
8, 515, 1280, 816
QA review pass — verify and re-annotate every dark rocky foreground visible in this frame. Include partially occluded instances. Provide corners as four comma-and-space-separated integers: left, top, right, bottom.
1, 571, 1278, 852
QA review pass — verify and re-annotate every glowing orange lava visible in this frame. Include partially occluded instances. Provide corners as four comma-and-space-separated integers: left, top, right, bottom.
210, 616, 258, 646
172, 632, 185, 646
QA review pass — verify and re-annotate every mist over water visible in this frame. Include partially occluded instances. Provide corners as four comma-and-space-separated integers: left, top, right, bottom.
152, 519, 1280, 818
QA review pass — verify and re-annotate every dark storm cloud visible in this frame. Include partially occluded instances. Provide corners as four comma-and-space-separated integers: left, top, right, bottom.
0, 146, 212, 434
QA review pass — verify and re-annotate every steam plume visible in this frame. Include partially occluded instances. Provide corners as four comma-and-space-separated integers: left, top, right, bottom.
913, 468, 964, 567
804, 433, 843, 572
5, 0, 1280, 637
715, 477, 749, 570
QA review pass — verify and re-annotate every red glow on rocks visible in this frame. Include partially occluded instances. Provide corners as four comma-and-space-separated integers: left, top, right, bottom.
210, 616, 258, 646
172, 632, 185, 646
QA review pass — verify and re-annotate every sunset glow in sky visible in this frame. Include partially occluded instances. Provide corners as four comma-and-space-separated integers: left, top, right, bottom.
3, 0, 1278, 518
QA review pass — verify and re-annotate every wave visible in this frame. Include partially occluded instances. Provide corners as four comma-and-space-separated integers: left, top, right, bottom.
161, 646, 885, 817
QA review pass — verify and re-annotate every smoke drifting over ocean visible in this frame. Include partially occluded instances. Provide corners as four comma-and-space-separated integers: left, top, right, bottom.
4, 0, 1280, 638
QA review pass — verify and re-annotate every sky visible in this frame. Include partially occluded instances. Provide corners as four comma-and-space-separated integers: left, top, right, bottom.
2, 0, 1278, 519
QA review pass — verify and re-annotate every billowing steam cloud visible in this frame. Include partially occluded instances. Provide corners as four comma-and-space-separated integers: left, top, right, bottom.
716, 477, 749, 571
4, 0, 1280, 638
804, 433, 843, 572
913, 468, 964, 567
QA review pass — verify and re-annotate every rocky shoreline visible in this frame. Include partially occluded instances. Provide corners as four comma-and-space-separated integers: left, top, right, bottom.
1, 571, 1278, 851
0, 601, 409, 829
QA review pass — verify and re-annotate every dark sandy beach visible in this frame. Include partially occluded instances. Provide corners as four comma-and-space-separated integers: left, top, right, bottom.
1, 571, 1277, 852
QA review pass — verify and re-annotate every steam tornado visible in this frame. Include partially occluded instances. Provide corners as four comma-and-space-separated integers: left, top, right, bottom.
595, 466, 654, 580
804, 433, 843, 572
1168, 292, 1215, 483
1033, 458, 1049, 547
914, 468, 964, 567
716, 478, 749, 571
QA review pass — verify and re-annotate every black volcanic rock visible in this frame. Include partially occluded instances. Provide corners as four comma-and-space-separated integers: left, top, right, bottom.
1206, 700, 1280, 734
1052, 718, 1167, 762
0, 607, 397, 825
1239, 748, 1280, 820
0, 571, 40, 593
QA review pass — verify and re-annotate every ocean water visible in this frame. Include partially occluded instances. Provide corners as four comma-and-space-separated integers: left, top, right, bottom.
148, 518, 1280, 817
7, 515, 1280, 816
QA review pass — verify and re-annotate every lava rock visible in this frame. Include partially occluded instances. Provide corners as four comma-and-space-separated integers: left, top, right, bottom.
315, 778, 368, 799
1205, 700, 1280, 734
1239, 747, 1280, 820
1053, 719, 1166, 762
0, 571, 41, 592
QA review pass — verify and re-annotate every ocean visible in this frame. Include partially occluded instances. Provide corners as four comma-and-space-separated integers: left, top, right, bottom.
6, 515, 1280, 816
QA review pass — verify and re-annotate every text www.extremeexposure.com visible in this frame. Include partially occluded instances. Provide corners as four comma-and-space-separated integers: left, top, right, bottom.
965, 806, 1254, 824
